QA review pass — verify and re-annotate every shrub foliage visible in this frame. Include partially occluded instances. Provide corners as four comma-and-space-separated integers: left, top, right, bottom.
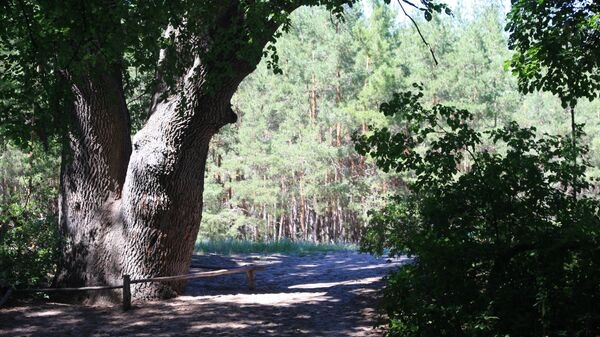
356, 86, 600, 336
0, 143, 59, 289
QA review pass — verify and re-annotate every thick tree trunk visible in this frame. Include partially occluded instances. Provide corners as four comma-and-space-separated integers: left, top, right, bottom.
119, 85, 237, 299
56, 66, 133, 298
57, 67, 241, 301
54, 1, 307, 302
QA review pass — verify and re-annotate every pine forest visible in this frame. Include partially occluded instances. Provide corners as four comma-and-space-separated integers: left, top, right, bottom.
198, 1, 600, 243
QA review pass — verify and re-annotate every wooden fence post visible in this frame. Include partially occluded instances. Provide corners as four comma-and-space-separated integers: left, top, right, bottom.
246, 269, 255, 290
0, 287, 13, 307
122, 275, 131, 311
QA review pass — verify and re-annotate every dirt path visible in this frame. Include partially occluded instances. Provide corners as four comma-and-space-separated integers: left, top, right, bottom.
0, 252, 405, 337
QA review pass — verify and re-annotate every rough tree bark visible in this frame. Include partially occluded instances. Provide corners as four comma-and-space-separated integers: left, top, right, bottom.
55, 2, 295, 301
57, 65, 133, 297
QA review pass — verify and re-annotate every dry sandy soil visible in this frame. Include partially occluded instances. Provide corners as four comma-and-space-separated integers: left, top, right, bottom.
0, 251, 406, 337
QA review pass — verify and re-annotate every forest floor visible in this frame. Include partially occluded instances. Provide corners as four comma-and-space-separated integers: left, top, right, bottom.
1, 251, 407, 337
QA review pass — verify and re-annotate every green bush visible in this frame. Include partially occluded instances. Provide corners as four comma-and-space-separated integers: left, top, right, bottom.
0, 142, 59, 289
356, 88, 600, 336
0, 209, 58, 288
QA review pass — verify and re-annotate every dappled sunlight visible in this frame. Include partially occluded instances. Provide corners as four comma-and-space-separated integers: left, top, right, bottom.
189, 322, 254, 330
180, 291, 334, 306
24, 309, 64, 317
285, 270, 320, 278
297, 263, 319, 268
347, 263, 390, 271
288, 276, 383, 290
1, 252, 396, 337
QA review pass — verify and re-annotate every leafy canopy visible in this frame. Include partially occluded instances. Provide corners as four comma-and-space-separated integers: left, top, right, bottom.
0, 0, 356, 145
507, 0, 600, 108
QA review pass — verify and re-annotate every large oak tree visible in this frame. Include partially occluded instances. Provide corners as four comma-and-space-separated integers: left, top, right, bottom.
0, 0, 444, 301
1, 0, 358, 300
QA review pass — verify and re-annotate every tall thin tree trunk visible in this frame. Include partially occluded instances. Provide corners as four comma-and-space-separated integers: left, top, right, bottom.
335, 67, 342, 103
309, 73, 318, 123
312, 197, 318, 242
299, 180, 306, 240
279, 213, 285, 240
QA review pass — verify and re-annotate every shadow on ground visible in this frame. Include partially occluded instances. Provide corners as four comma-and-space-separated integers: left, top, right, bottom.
0, 252, 406, 337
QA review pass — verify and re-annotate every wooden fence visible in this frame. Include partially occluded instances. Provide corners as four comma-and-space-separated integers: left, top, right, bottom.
7, 265, 265, 311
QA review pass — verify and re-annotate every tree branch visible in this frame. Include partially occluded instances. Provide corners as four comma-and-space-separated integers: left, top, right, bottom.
397, 0, 438, 66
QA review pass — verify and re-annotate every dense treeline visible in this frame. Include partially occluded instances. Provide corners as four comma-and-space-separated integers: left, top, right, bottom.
199, 1, 600, 242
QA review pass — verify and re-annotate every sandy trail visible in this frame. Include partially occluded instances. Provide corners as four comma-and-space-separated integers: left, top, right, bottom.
0, 251, 405, 336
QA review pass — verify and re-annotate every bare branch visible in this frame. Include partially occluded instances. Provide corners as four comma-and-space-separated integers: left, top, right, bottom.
397, 0, 438, 66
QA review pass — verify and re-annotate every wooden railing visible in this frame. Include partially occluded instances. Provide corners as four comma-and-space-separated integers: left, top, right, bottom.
8, 264, 265, 311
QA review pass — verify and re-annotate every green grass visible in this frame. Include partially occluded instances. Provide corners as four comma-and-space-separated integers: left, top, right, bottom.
194, 238, 358, 255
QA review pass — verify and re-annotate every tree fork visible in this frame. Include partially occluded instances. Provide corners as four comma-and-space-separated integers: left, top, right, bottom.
53, 0, 317, 301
